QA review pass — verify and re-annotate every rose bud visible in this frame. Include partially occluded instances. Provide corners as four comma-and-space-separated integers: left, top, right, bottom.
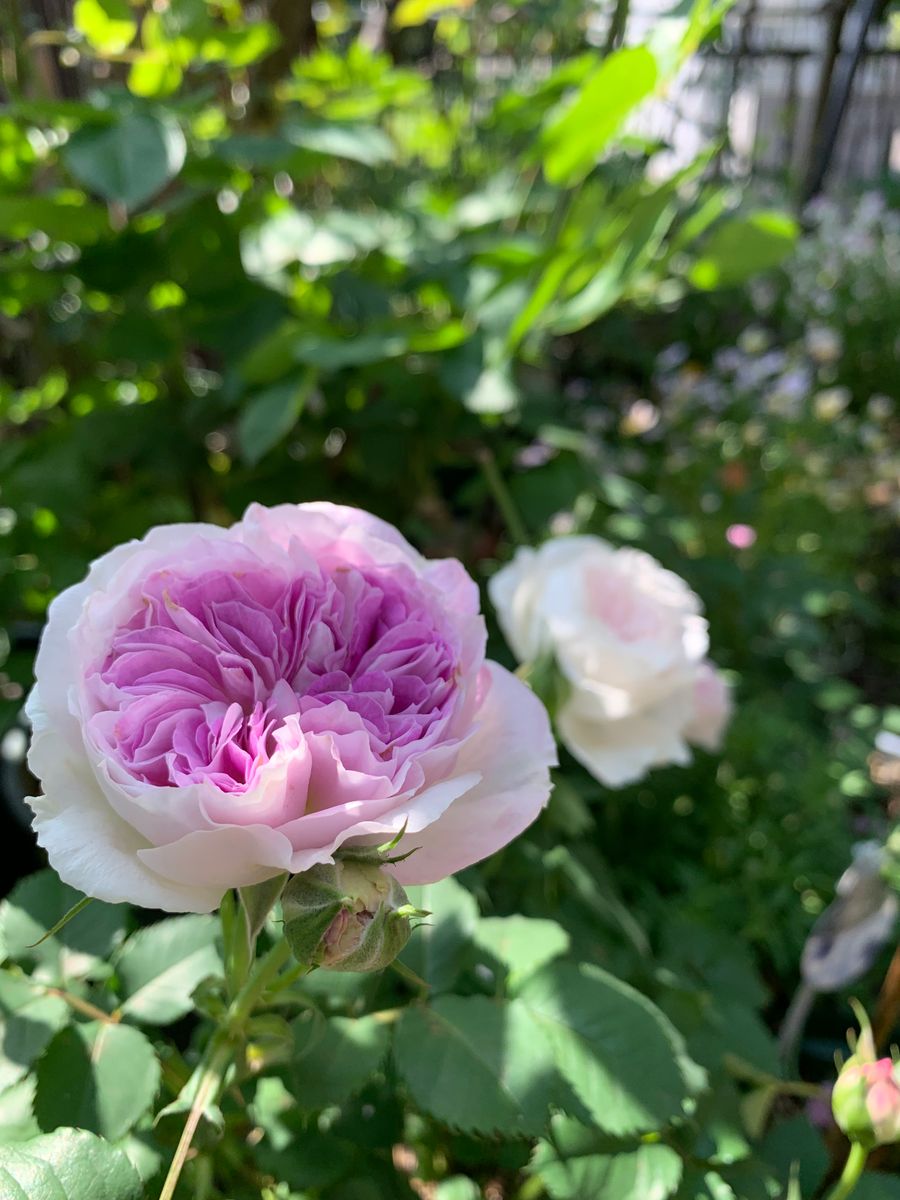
833, 1006, 900, 1148
282, 858, 422, 973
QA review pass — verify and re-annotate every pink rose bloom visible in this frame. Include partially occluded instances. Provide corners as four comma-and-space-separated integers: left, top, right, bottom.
489, 536, 731, 787
26, 503, 555, 913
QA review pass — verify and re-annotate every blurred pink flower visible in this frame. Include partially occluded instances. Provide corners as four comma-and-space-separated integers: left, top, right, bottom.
726, 524, 757, 550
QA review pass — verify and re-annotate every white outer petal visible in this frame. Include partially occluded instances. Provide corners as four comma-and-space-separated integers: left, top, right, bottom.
27, 739, 224, 913
557, 684, 694, 788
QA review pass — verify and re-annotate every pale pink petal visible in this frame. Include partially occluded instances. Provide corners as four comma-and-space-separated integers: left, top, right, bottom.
389, 664, 556, 884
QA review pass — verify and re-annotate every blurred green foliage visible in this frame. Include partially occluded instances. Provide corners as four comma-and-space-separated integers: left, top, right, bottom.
0, 1, 899, 1198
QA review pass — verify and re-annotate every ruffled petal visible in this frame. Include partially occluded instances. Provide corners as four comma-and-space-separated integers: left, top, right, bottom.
390, 664, 556, 884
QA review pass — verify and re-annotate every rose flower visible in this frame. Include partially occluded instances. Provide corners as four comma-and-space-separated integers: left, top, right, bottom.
26, 503, 555, 912
489, 535, 730, 787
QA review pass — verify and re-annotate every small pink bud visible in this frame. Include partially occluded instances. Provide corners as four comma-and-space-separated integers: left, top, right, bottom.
726, 523, 757, 550
833, 1005, 900, 1147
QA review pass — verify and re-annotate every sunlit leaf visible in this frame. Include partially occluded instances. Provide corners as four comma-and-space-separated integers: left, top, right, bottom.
688, 211, 798, 289
73, 0, 137, 54
393, 0, 475, 28
541, 48, 658, 186
63, 108, 186, 209
35, 1022, 160, 1141
0, 1128, 143, 1200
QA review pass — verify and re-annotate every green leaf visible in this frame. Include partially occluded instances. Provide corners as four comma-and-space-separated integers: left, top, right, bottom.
506, 250, 578, 349
0, 974, 70, 1091
73, 0, 137, 53
237, 374, 313, 464
290, 1014, 389, 1110
241, 210, 364, 276
853, 1175, 900, 1199
35, 1022, 159, 1141
127, 52, 183, 99
434, 1179, 482, 1200
0, 196, 109, 243
0, 1145, 65, 1200
541, 48, 658, 186
255, 1127, 357, 1192
543, 846, 650, 958
393, 0, 474, 26
551, 189, 678, 333
63, 109, 186, 209
515, 963, 705, 1136
0, 871, 126, 984
0, 1079, 41, 1145
283, 119, 394, 167
153, 1072, 223, 1149
678, 1160, 785, 1200
200, 22, 279, 68
686, 1079, 751, 1167
531, 1117, 683, 1200
239, 320, 306, 386
393, 994, 558, 1135
0, 1128, 142, 1200
115, 914, 222, 1025
26, 898, 94, 954
472, 916, 570, 986
400, 877, 479, 992
760, 1117, 828, 1198
295, 330, 410, 370
688, 210, 798, 289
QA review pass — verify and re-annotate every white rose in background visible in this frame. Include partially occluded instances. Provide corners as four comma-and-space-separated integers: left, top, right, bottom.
684, 660, 733, 752
489, 536, 732, 787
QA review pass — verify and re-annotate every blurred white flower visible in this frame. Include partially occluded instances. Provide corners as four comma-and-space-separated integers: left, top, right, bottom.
868, 395, 894, 422
490, 536, 731, 787
805, 325, 843, 365
737, 326, 770, 355
620, 399, 660, 437
814, 387, 851, 422
655, 342, 689, 372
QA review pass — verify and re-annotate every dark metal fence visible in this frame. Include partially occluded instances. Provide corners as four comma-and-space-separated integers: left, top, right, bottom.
608, 0, 900, 198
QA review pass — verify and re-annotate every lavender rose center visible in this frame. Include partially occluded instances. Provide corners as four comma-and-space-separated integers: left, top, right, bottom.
85, 564, 458, 796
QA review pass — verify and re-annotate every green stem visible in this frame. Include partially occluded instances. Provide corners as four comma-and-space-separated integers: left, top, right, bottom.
220, 889, 253, 1000
157, 1037, 233, 1200
228, 937, 293, 1028
264, 958, 312, 998
827, 1142, 869, 1200
479, 448, 528, 546
157, 916, 293, 1200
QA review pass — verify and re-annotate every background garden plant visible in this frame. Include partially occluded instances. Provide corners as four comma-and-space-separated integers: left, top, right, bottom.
1, 1, 899, 1199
